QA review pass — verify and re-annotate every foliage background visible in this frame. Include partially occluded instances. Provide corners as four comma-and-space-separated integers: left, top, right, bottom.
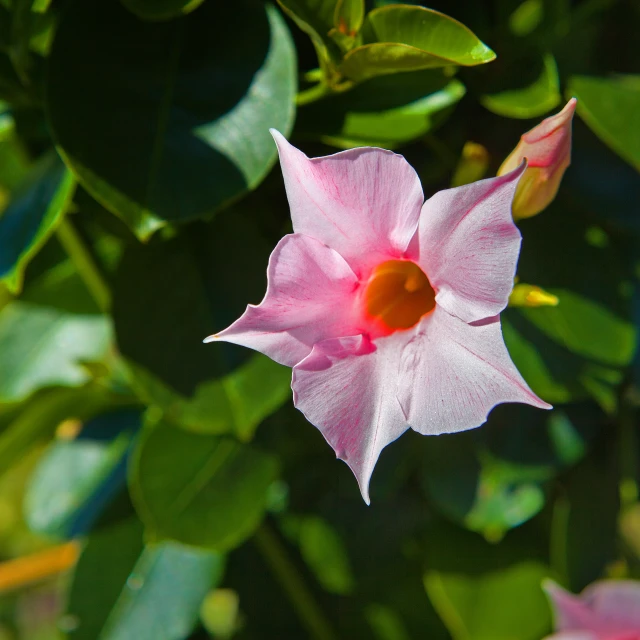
0, 0, 639, 638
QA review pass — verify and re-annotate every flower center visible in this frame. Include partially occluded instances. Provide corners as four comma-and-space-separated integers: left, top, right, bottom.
364, 260, 436, 330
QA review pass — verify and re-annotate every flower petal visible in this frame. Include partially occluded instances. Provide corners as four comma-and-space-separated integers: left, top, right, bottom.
581, 580, 640, 631
397, 307, 550, 435
207, 233, 359, 367
544, 581, 605, 632
291, 332, 411, 504
271, 129, 423, 278
416, 164, 526, 323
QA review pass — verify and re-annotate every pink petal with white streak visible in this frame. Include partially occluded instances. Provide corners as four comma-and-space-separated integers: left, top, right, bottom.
208, 233, 360, 367
291, 332, 411, 504
397, 307, 550, 436
416, 164, 526, 324
271, 129, 423, 278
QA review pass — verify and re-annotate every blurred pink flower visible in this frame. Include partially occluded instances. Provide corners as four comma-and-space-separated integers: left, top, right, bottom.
544, 580, 640, 640
499, 98, 577, 220
206, 132, 550, 503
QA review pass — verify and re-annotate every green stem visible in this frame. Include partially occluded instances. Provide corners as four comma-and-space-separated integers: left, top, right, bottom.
549, 493, 570, 585
619, 391, 638, 509
254, 522, 338, 640
296, 81, 333, 106
56, 216, 111, 313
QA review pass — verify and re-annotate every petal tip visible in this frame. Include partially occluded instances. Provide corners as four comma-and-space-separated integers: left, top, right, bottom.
203, 334, 217, 344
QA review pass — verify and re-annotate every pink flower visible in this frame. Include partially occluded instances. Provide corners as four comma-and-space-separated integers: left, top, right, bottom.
498, 98, 577, 220
205, 132, 551, 503
544, 580, 640, 640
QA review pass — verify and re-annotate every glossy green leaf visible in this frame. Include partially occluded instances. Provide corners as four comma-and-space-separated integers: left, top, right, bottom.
0, 302, 111, 402
46, 0, 296, 239
0, 151, 75, 293
425, 562, 552, 640
331, 81, 464, 147
67, 518, 145, 640
568, 74, 640, 171
342, 5, 495, 82
67, 517, 223, 640
120, 0, 206, 21
480, 54, 560, 119
101, 543, 221, 639
130, 420, 278, 550
24, 412, 138, 537
296, 69, 464, 147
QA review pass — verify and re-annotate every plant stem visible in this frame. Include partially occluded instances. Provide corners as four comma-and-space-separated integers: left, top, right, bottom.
254, 522, 338, 640
619, 389, 638, 509
549, 493, 570, 585
296, 81, 333, 106
56, 216, 111, 313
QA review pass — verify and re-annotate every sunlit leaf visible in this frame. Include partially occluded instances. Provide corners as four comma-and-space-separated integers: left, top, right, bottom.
24, 410, 140, 537
481, 54, 560, 119
299, 74, 465, 148
341, 5, 495, 82
0, 302, 111, 402
0, 151, 75, 294
67, 517, 223, 640
130, 420, 278, 550
568, 74, 640, 171
425, 562, 552, 640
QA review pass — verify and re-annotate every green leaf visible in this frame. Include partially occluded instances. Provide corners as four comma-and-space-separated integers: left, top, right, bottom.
521, 289, 635, 368
0, 151, 75, 293
0, 301, 111, 402
334, 0, 364, 35
480, 54, 560, 119
46, 0, 297, 240
298, 72, 465, 148
0, 385, 121, 474
120, 0, 206, 21
568, 74, 640, 171
67, 517, 224, 640
508, 0, 543, 37
130, 420, 279, 550
24, 412, 137, 537
128, 354, 291, 441
112, 212, 290, 436
421, 432, 549, 541
298, 516, 355, 595
425, 562, 552, 640
277, 0, 342, 76
342, 5, 495, 82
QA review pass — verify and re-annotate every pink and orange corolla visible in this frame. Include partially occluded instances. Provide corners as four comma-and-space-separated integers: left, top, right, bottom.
206, 130, 553, 503
544, 580, 640, 640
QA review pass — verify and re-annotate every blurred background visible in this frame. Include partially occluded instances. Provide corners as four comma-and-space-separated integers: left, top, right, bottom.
0, 0, 639, 638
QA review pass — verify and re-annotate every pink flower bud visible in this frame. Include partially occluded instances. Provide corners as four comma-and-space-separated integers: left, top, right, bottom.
499, 98, 577, 220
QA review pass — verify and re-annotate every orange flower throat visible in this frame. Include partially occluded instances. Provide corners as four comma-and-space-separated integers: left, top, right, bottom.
364, 260, 436, 330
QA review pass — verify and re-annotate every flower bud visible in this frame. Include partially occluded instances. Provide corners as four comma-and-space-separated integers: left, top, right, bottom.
509, 283, 559, 308
499, 98, 577, 220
